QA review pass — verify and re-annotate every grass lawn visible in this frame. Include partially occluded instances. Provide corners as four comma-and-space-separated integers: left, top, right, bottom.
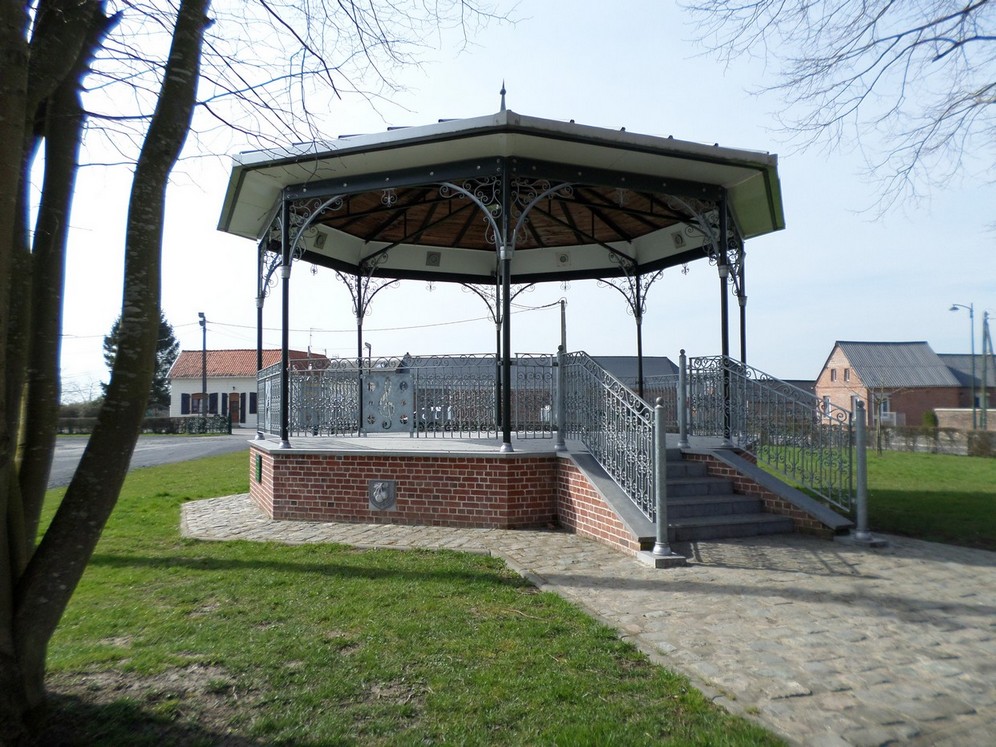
36, 451, 781, 746
866, 451, 996, 551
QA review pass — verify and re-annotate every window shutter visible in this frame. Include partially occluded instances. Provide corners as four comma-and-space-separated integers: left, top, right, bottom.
181, 393, 190, 415
222, 394, 228, 415
209, 392, 218, 414
249, 392, 257, 414
240, 392, 247, 422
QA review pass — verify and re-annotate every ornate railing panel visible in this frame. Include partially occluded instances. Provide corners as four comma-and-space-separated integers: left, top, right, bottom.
258, 363, 280, 435
258, 359, 361, 437
639, 374, 680, 430
514, 354, 556, 439
410, 355, 499, 438
563, 352, 656, 519
688, 356, 854, 511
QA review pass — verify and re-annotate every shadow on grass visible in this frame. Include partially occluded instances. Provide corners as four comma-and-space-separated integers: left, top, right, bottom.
29, 692, 262, 747
88, 550, 532, 588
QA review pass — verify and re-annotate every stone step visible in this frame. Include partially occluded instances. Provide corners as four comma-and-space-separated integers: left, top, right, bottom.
667, 494, 764, 519
667, 477, 734, 497
663, 461, 709, 479
669, 513, 795, 542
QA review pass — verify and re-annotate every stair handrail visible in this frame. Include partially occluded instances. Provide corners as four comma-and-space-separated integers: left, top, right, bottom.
687, 355, 854, 511
562, 351, 656, 518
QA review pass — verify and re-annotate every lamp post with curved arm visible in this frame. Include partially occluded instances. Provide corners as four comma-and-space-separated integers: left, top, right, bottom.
950, 303, 976, 429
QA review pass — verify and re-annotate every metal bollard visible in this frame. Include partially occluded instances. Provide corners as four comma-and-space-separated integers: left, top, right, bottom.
653, 398, 671, 556
854, 401, 871, 541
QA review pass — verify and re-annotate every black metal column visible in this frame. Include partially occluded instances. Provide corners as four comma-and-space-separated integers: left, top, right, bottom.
500, 166, 513, 451
738, 242, 747, 364
256, 240, 265, 439
718, 192, 731, 446
279, 197, 291, 448
356, 278, 364, 436
635, 275, 645, 399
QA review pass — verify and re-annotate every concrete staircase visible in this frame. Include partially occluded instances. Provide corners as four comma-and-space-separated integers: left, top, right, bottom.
663, 448, 794, 542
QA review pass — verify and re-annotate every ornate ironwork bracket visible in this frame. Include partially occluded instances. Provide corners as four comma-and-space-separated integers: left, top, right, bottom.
598, 255, 665, 322
461, 281, 537, 325
335, 252, 399, 321
257, 244, 283, 308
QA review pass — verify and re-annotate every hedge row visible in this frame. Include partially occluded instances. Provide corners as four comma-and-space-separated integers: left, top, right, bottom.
58, 415, 233, 435
874, 426, 994, 457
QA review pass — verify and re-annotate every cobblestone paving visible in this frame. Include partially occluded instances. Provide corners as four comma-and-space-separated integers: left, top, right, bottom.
182, 494, 996, 746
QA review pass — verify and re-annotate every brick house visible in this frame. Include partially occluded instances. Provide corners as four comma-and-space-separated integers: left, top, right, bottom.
168, 349, 328, 424
815, 341, 961, 427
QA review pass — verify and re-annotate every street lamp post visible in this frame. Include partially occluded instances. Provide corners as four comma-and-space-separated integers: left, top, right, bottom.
198, 312, 207, 419
950, 303, 976, 429
983, 311, 991, 430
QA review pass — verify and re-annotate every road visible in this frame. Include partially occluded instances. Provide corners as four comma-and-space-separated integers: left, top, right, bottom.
48, 428, 256, 488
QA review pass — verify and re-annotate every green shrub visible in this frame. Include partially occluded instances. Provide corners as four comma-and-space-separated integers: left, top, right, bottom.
968, 431, 995, 458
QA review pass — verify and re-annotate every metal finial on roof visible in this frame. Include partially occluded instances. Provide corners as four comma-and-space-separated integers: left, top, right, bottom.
500, 82, 506, 112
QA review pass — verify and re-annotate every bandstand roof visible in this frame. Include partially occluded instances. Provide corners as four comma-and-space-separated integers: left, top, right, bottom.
218, 109, 784, 284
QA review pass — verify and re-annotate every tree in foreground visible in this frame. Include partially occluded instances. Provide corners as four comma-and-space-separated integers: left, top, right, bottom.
0, 0, 499, 740
102, 310, 180, 411
683, 0, 995, 207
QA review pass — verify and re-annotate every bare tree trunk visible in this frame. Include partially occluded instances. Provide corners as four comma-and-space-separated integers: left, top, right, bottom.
0, 2, 32, 740
2, 1, 210, 738
18, 7, 116, 553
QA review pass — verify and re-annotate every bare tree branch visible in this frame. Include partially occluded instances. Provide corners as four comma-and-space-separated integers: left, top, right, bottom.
684, 0, 995, 208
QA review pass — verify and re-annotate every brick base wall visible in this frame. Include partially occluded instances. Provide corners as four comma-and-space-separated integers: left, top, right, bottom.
683, 452, 834, 537
249, 446, 646, 552
249, 446, 558, 529
556, 458, 642, 553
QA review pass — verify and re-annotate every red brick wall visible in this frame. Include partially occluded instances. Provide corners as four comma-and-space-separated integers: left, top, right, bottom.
555, 458, 642, 553
684, 452, 834, 537
249, 446, 557, 529
249, 450, 274, 516
249, 446, 645, 553
889, 387, 960, 425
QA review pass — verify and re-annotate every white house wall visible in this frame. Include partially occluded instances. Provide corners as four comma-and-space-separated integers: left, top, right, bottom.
169, 376, 258, 420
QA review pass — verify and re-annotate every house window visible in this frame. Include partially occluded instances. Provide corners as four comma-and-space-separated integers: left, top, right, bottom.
844, 368, 850, 382
822, 395, 831, 416
191, 393, 204, 414
879, 397, 891, 415
830, 369, 837, 382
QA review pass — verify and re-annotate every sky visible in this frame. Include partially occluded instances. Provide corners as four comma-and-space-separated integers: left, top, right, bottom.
56, 0, 994, 401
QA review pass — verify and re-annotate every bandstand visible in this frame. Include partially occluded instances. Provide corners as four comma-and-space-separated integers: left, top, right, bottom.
214, 104, 843, 553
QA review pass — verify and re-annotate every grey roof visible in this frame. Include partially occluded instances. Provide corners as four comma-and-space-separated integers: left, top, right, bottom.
938, 354, 996, 388
784, 380, 816, 395
836, 342, 960, 389
593, 356, 678, 382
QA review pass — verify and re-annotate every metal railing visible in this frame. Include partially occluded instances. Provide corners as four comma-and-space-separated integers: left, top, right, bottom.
409, 355, 498, 438
562, 351, 656, 519
258, 358, 361, 437
257, 353, 556, 439
687, 356, 854, 512
640, 374, 681, 429
514, 354, 557, 439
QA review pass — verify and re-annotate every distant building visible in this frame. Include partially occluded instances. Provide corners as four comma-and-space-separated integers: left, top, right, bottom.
816, 341, 961, 427
168, 349, 329, 423
938, 354, 996, 410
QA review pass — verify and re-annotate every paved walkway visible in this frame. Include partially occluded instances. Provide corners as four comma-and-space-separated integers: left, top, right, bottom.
181, 495, 996, 746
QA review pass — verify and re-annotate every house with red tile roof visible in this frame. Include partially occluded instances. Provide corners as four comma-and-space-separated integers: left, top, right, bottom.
167, 349, 329, 422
